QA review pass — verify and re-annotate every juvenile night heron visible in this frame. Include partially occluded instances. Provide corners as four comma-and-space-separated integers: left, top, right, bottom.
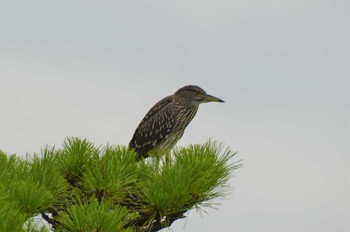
129, 85, 224, 159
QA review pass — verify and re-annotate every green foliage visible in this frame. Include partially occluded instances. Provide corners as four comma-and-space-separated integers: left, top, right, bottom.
0, 151, 28, 187
57, 198, 135, 232
8, 179, 54, 215
0, 152, 50, 232
0, 138, 240, 232
58, 138, 99, 186
0, 195, 26, 232
81, 146, 139, 202
137, 141, 240, 226
29, 150, 70, 211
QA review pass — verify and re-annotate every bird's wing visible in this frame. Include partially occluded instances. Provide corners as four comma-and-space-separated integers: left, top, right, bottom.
129, 96, 176, 156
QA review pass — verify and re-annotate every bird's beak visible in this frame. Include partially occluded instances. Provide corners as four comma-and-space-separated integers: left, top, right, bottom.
202, 94, 225, 103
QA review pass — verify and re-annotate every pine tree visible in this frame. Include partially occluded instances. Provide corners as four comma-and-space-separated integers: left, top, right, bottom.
0, 138, 240, 232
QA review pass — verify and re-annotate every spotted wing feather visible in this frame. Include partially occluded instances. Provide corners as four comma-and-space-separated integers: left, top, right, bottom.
129, 96, 176, 157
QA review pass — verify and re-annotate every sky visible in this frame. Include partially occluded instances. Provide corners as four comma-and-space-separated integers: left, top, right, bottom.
0, 0, 349, 231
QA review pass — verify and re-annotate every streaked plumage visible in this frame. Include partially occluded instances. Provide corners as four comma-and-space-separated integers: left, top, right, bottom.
129, 85, 224, 159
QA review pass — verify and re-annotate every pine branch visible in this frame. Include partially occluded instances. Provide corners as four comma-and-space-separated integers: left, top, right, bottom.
0, 138, 241, 232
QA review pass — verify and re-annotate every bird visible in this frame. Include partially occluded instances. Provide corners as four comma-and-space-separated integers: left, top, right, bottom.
129, 85, 224, 159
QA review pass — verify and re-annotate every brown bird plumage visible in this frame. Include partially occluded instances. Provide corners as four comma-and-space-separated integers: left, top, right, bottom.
129, 85, 224, 159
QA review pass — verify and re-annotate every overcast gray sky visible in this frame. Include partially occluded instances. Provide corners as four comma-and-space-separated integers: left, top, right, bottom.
0, 1, 349, 231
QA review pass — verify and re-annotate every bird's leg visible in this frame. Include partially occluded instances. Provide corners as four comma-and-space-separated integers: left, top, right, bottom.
165, 152, 172, 165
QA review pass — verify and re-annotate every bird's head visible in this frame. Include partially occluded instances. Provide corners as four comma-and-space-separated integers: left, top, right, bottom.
174, 85, 224, 104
